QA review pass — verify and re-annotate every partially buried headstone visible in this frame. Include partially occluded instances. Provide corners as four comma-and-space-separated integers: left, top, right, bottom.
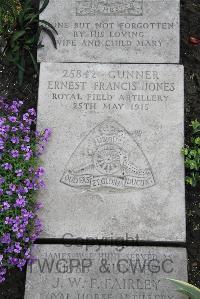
24, 245, 188, 298
37, 62, 185, 242
38, 0, 180, 63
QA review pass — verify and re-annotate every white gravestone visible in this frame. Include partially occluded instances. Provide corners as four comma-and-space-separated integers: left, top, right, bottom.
25, 245, 188, 299
38, 0, 180, 63
37, 63, 185, 242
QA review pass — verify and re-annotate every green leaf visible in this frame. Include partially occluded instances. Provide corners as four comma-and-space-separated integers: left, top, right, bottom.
39, 19, 58, 35
39, 0, 49, 13
28, 50, 38, 74
18, 54, 25, 85
25, 36, 35, 45
18, 13, 24, 27
182, 147, 188, 156
186, 176, 195, 186
25, 13, 38, 22
194, 137, 200, 145
23, 0, 32, 10
167, 279, 200, 299
177, 288, 195, 297
11, 30, 26, 42
40, 25, 57, 48
191, 119, 200, 132
187, 160, 197, 170
11, 44, 20, 53
190, 150, 197, 158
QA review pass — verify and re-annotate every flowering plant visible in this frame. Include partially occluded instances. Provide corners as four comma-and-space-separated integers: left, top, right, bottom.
0, 0, 22, 35
0, 98, 51, 283
0, 0, 57, 84
182, 120, 200, 187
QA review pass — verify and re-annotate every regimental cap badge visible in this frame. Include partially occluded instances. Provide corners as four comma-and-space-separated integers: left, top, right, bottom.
61, 119, 155, 190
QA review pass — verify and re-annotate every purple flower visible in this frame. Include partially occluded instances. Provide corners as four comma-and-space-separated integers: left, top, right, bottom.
11, 127, 18, 132
21, 144, 30, 152
24, 136, 30, 143
0, 117, 6, 126
35, 202, 44, 211
14, 243, 22, 254
39, 179, 45, 189
15, 169, 23, 177
41, 128, 52, 142
11, 136, 19, 144
0, 125, 10, 136
8, 257, 18, 266
2, 163, 12, 170
9, 100, 23, 113
35, 167, 45, 178
11, 149, 19, 158
10, 104, 19, 114
24, 179, 33, 190
19, 123, 24, 130
0, 188, 3, 196
25, 249, 31, 258
4, 245, 14, 254
1, 202, 10, 211
22, 113, 34, 125
0, 138, 4, 150
0, 255, 3, 264
22, 113, 29, 122
14, 195, 26, 208
24, 151, 32, 160
28, 167, 34, 173
5, 217, 13, 225
16, 258, 26, 270
9, 183, 16, 192
8, 116, 17, 123
35, 130, 40, 138
18, 100, 23, 106
44, 128, 52, 137
28, 108, 36, 116
21, 208, 34, 219
16, 185, 28, 194
23, 187, 29, 193
0, 267, 6, 283
0, 233, 11, 244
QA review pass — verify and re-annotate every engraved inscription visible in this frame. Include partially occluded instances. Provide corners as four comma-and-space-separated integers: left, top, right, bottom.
38, 0, 180, 63
25, 246, 188, 299
61, 119, 155, 190
76, 0, 143, 16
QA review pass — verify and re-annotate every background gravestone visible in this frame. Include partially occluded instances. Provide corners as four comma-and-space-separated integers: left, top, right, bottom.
25, 245, 188, 299
37, 62, 185, 242
38, 0, 180, 63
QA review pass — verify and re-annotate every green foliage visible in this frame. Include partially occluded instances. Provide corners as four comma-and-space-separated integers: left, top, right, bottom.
0, 0, 22, 35
167, 279, 200, 299
182, 120, 200, 187
0, 0, 57, 84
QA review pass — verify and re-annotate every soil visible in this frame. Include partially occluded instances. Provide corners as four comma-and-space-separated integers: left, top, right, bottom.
181, 0, 200, 288
0, 0, 200, 298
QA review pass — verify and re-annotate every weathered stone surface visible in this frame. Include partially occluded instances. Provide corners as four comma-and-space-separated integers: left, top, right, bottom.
38, 0, 180, 63
37, 63, 185, 241
25, 245, 188, 298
